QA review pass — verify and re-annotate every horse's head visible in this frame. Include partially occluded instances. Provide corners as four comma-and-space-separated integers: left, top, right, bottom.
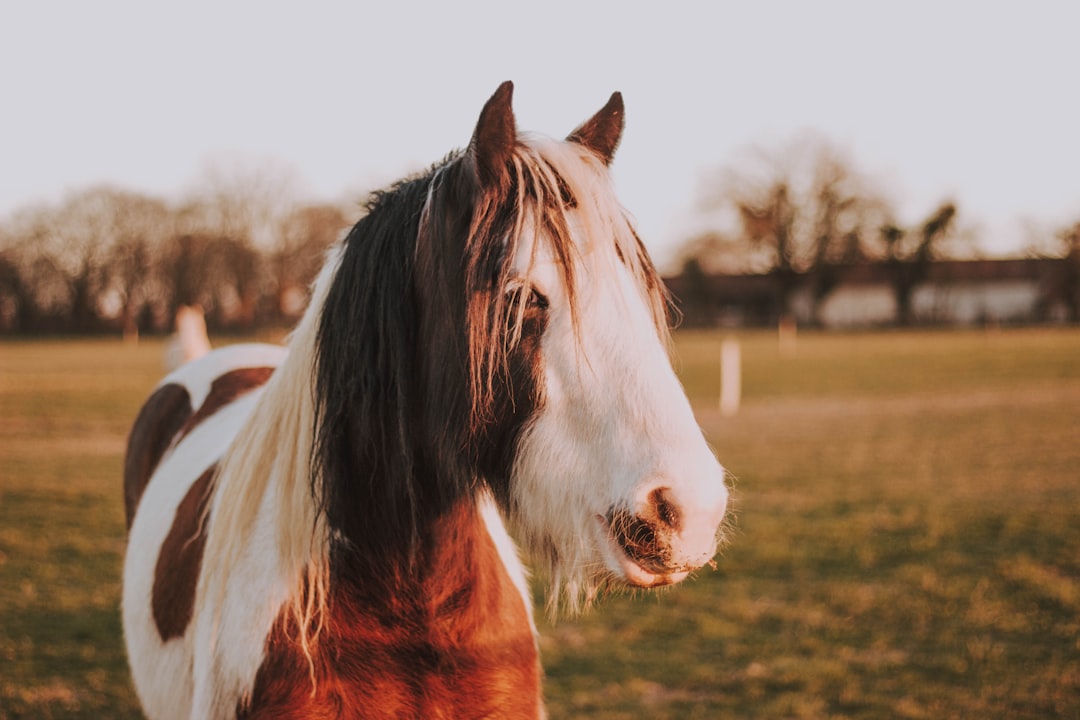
415, 82, 729, 605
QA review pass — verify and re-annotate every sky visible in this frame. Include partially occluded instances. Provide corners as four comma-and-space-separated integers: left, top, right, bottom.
1, 1, 1077, 268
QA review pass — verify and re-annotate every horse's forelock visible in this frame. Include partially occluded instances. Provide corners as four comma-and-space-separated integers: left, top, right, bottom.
459, 146, 579, 424
446, 137, 673, 437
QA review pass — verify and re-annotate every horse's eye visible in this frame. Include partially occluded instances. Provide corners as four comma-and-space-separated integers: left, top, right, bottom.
527, 288, 549, 311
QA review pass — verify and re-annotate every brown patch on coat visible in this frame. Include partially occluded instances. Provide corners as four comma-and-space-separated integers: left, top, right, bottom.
152, 464, 216, 642
176, 367, 276, 443
239, 499, 542, 719
123, 383, 193, 529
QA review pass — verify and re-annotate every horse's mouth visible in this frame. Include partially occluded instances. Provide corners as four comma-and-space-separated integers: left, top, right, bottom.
595, 515, 692, 588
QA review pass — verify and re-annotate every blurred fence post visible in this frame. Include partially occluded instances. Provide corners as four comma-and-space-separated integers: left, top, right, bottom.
720, 337, 741, 417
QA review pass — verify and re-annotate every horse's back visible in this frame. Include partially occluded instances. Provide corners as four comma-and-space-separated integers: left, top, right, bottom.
122, 343, 286, 720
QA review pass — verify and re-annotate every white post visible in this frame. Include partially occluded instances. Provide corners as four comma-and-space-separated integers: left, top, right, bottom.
719, 337, 741, 417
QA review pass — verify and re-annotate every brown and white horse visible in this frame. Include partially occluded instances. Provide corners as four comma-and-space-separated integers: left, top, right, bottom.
122, 82, 729, 719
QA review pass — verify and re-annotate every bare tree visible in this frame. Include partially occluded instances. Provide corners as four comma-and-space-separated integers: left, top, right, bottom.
41, 189, 118, 330
177, 155, 305, 327
1048, 221, 1080, 322
268, 203, 350, 321
0, 246, 29, 331
688, 134, 891, 323
0, 219, 26, 330
0, 155, 362, 334
1, 189, 138, 332
101, 192, 174, 336
878, 202, 958, 326
158, 223, 254, 331
189, 154, 303, 247
46, 187, 175, 333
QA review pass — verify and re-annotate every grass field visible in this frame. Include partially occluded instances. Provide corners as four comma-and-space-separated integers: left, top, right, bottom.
2, 328, 1078, 718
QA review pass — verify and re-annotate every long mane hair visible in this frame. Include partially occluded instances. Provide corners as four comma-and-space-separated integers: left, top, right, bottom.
197, 88, 671, 661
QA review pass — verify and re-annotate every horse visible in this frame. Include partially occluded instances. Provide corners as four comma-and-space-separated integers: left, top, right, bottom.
122, 81, 730, 719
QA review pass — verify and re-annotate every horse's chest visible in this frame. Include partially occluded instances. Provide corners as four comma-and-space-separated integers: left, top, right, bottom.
242, 603, 541, 719
246, 639, 541, 718
242, 519, 542, 719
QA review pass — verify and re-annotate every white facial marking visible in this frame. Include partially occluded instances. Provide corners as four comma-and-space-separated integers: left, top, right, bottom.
508, 202, 728, 604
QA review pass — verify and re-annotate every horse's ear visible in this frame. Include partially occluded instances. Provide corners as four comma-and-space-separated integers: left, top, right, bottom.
567, 91, 624, 166
469, 81, 517, 188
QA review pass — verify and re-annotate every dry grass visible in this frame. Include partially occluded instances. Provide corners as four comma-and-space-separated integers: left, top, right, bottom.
2, 328, 1079, 718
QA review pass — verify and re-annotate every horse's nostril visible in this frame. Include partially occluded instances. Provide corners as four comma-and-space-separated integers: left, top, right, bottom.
607, 508, 667, 573
648, 486, 681, 532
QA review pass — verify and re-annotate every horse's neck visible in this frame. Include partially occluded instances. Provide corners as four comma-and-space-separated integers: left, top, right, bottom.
242, 495, 543, 719
335, 496, 529, 634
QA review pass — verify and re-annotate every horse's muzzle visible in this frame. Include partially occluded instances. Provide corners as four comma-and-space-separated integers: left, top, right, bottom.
599, 480, 727, 588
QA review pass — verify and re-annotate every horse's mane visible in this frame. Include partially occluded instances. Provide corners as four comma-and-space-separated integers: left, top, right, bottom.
198, 133, 671, 670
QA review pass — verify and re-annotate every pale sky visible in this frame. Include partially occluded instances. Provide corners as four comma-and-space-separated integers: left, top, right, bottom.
2, 1, 1077, 268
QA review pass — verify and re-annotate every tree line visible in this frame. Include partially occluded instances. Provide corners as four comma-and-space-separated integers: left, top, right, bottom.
0, 163, 353, 335
2, 137, 1078, 335
674, 134, 1080, 326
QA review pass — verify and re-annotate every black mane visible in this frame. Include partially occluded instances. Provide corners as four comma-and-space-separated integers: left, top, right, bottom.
312, 161, 457, 564
310, 149, 542, 568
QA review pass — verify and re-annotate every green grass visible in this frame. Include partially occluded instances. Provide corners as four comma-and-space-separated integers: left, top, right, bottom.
2, 329, 1079, 718
0, 339, 162, 719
